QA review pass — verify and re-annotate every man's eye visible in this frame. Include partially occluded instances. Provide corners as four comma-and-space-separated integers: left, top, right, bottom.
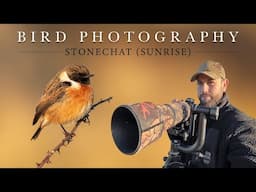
208, 81, 215, 85
197, 81, 203, 85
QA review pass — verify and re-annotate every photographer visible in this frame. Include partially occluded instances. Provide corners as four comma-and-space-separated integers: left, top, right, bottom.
187, 60, 256, 168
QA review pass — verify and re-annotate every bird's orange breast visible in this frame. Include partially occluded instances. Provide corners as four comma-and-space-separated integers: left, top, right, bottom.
45, 85, 93, 124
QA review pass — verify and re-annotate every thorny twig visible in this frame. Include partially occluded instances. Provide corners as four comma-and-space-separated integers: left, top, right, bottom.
36, 96, 113, 168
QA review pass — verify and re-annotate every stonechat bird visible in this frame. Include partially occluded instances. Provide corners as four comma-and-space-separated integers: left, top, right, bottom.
31, 63, 94, 140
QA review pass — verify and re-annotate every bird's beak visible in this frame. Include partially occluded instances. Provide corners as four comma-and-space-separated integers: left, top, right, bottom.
87, 74, 94, 78
81, 74, 94, 80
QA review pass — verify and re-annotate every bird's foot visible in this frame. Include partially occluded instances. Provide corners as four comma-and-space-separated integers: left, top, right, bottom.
64, 130, 75, 138
80, 114, 90, 124
63, 131, 75, 145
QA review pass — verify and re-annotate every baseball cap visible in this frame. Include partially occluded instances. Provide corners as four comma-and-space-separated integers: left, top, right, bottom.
190, 60, 226, 82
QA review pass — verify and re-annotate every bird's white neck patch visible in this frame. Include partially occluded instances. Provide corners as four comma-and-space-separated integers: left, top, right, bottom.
59, 71, 81, 89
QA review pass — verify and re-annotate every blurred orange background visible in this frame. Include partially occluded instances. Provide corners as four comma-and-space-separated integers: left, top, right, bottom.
0, 24, 255, 168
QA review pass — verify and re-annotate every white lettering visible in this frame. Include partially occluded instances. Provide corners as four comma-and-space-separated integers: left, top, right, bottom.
92, 31, 103, 42
155, 31, 166, 43
170, 31, 181, 42
108, 31, 120, 42
124, 31, 135, 42
80, 31, 88, 42
200, 31, 209, 42
56, 31, 66, 43
213, 31, 224, 43
185, 32, 196, 42
229, 31, 239, 42
138, 31, 150, 43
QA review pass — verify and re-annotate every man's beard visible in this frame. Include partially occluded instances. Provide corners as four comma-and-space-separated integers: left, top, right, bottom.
199, 94, 218, 107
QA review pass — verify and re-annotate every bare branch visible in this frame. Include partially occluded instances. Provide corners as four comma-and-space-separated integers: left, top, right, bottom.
36, 96, 113, 168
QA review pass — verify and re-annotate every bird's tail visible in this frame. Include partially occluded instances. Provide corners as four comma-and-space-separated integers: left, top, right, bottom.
31, 127, 42, 140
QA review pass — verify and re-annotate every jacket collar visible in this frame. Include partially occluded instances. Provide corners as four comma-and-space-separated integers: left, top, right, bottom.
216, 92, 230, 109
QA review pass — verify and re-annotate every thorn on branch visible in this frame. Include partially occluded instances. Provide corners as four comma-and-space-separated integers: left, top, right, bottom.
56, 148, 61, 154
47, 150, 53, 156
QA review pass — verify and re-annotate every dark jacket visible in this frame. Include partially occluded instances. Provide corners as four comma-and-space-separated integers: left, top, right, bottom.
188, 93, 256, 168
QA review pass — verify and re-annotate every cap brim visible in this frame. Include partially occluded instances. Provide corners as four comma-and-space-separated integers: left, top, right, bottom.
190, 72, 218, 82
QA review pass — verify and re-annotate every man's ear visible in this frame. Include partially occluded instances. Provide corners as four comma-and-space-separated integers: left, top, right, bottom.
223, 78, 229, 92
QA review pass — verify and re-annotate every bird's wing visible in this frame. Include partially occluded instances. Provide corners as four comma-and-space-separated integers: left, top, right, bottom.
32, 75, 70, 125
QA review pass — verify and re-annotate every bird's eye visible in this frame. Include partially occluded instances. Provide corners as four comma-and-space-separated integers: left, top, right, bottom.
62, 81, 71, 86
78, 72, 86, 76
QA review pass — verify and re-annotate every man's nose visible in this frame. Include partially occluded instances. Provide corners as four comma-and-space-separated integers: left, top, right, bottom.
201, 83, 209, 93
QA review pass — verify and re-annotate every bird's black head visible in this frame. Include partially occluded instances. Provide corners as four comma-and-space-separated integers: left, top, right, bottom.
66, 64, 94, 85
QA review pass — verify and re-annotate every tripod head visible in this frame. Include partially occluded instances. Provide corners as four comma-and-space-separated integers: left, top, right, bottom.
163, 98, 219, 168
